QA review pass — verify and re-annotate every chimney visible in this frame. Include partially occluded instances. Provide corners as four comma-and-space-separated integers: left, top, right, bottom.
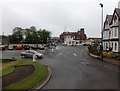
118, 1, 120, 9
80, 28, 85, 34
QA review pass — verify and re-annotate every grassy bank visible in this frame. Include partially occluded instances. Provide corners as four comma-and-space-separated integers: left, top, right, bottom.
1, 59, 48, 90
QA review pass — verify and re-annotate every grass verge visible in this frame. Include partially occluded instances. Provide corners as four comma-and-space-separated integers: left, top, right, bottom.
1, 59, 48, 90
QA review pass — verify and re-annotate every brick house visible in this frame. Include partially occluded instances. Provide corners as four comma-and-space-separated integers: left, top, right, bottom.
59, 28, 87, 46
103, 7, 120, 52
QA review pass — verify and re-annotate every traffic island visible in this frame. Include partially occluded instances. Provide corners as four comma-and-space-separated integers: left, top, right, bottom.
1, 59, 51, 90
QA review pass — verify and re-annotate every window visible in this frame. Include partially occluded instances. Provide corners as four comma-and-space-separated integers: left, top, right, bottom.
115, 42, 117, 50
110, 29, 112, 38
72, 41, 74, 44
114, 28, 117, 37
112, 42, 113, 49
106, 42, 108, 50
69, 41, 71, 44
111, 28, 113, 37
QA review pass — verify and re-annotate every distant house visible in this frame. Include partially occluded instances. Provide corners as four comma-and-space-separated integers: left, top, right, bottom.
103, 5, 120, 52
88, 38, 101, 44
59, 28, 87, 46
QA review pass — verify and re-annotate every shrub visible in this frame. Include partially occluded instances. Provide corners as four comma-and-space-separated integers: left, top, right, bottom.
88, 44, 100, 56
112, 53, 120, 60
103, 52, 108, 57
107, 52, 113, 58
103, 52, 113, 58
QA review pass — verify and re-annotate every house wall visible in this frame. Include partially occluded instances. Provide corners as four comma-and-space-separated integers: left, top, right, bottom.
64, 35, 73, 46
110, 12, 119, 52
118, 20, 120, 52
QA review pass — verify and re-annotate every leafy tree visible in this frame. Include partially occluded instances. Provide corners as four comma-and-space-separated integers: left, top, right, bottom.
9, 27, 23, 44
24, 26, 39, 43
9, 26, 51, 44
37, 29, 51, 43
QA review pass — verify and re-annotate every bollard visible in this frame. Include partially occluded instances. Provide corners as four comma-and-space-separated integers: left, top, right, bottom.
33, 54, 36, 62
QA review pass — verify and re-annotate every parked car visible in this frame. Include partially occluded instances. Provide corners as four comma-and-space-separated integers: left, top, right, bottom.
31, 46, 38, 50
0, 45, 5, 50
8, 45, 14, 50
38, 46, 45, 50
20, 50, 43, 59
51, 43, 56, 47
23, 45, 30, 50
15, 45, 22, 50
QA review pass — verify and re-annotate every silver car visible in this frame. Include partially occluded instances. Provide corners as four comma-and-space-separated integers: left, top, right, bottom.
20, 50, 43, 59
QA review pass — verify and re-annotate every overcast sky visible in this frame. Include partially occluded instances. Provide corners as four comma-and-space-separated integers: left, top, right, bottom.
0, 0, 119, 37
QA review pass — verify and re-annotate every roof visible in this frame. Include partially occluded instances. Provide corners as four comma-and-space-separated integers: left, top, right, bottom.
109, 8, 120, 25
115, 8, 120, 18
107, 15, 113, 23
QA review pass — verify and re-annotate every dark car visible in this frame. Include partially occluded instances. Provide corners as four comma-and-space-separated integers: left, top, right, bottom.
20, 50, 43, 59
31, 46, 38, 50
23, 45, 30, 50
0, 45, 5, 50
38, 46, 45, 50
51, 43, 56, 47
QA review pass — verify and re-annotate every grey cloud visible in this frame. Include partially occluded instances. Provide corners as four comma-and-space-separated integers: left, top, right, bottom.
1, 0, 119, 37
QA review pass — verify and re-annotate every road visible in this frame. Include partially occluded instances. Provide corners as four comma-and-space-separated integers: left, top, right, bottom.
40, 45, 118, 89
1, 45, 118, 89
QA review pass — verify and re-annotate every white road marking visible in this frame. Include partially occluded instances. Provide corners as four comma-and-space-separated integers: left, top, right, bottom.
59, 53, 62, 54
74, 53, 77, 56
80, 61, 89, 65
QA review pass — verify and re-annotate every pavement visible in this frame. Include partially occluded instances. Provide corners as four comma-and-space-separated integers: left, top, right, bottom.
1, 45, 119, 89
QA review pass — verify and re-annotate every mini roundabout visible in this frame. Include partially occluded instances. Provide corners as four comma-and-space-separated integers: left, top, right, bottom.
0, 59, 51, 91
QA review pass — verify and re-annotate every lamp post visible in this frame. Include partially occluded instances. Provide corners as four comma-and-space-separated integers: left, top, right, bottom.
99, 3, 103, 61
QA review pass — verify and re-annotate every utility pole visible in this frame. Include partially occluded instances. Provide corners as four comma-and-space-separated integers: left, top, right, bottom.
99, 3, 103, 61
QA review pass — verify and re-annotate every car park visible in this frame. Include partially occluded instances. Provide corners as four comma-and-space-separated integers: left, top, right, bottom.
20, 50, 43, 59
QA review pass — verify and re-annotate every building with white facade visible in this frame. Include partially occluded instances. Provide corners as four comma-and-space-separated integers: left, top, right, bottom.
103, 3, 120, 52
103, 15, 112, 51
60, 28, 87, 46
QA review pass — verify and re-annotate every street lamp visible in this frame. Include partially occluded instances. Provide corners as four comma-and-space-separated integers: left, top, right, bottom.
99, 3, 103, 61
